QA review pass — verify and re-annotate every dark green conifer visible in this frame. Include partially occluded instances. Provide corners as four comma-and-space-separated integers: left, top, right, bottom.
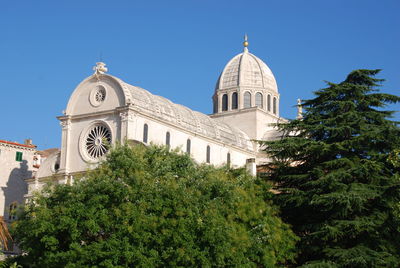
261, 69, 400, 267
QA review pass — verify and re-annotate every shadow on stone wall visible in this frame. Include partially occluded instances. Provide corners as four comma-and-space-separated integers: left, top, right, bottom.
1, 160, 31, 220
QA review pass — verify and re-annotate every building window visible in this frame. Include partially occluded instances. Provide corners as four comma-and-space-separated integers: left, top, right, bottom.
267, 95, 271, 112
15, 152, 23, 162
84, 124, 112, 159
222, 94, 228, 111
232, 92, 238, 109
244, 92, 251, 108
186, 139, 191, 154
166, 132, 170, 148
89, 85, 107, 107
255, 92, 263, 108
206, 145, 211, 163
8, 202, 17, 221
213, 98, 218, 113
143, 124, 148, 143
273, 97, 277, 114
227, 153, 231, 167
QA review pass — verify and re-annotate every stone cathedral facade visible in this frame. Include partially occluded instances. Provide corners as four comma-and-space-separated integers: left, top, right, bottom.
26, 39, 288, 197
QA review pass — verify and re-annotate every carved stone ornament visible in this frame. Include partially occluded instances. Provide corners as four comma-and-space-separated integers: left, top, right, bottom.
297, 98, 303, 119
119, 112, 135, 121
60, 120, 71, 129
93, 62, 108, 75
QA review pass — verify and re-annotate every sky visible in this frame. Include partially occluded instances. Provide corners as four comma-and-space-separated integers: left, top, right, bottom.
0, 0, 399, 150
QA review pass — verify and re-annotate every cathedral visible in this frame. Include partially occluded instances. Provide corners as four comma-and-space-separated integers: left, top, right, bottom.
26, 37, 290, 198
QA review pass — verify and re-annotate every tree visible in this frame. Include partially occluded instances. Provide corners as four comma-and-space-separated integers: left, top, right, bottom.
12, 144, 297, 267
261, 69, 400, 267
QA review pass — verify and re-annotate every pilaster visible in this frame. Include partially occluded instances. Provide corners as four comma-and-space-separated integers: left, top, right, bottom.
218, 93, 222, 113
59, 116, 71, 174
119, 109, 136, 141
228, 92, 233, 111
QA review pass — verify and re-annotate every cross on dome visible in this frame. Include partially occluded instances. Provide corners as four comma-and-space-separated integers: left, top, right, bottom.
243, 34, 249, 52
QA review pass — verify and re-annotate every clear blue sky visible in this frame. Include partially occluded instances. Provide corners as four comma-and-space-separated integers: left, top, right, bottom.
1, 0, 399, 150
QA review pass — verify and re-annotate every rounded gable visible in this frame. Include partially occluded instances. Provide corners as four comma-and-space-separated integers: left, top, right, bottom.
65, 74, 130, 116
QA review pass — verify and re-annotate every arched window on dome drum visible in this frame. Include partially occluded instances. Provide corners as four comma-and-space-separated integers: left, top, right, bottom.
273, 97, 277, 114
227, 153, 231, 167
231, 92, 238, 110
213, 99, 218, 113
186, 139, 191, 154
166, 132, 170, 148
255, 93, 263, 108
267, 95, 271, 112
222, 94, 228, 111
143, 124, 148, 143
206, 145, 211, 163
244, 92, 251, 108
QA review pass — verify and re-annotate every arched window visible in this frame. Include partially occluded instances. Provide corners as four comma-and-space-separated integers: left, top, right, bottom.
255, 92, 263, 108
143, 124, 148, 143
206, 145, 211, 163
186, 139, 191, 154
222, 94, 228, 111
213, 98, 218, 113
8, 202, 17, 221
273, 97, 277, 114
267, 95, 271, 112
244, 92, 251, 108
231, 92, 238, 109
166, 132, 170, 147
227, 153, 231, 167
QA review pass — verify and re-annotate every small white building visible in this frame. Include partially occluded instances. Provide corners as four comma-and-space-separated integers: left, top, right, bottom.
0, 139, 37, 222
29, 38, 291, 195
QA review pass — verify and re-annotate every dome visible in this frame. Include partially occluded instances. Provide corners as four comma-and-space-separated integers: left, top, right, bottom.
216, 49, 278, 92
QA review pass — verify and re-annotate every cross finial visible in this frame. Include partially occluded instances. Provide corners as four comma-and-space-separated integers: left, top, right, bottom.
243, 34, 249, 52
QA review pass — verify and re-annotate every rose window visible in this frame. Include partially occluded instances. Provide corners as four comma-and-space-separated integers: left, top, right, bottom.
89, 85, 107, 107
95, 87, 106, 103
85, 124, 111, 159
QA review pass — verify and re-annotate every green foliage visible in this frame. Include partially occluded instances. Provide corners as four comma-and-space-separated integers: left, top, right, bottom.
12, 145, 297, 267
0, 259, 22, 268
261, 69, 400, 267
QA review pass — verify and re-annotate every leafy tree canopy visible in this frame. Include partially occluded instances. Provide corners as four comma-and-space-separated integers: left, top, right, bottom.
12, 144, 297, 267
261, 69, 400, 267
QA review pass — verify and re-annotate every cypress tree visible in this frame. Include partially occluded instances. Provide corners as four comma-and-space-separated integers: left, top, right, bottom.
261, 69, 400, 267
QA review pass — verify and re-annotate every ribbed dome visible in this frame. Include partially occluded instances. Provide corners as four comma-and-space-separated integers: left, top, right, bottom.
216, 50, 278, 92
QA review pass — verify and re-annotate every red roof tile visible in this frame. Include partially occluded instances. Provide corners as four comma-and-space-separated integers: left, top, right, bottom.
0, 139, 37, 149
